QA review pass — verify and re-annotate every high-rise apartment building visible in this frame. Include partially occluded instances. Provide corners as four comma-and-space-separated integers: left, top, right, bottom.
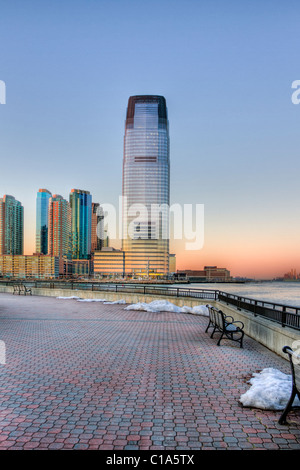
69, 189, 92, 259
91, 202, 103, 253
122, 95, 170, 274
0, 195, 24, 255
36, 189, 52, 254
48, 194, 71, 259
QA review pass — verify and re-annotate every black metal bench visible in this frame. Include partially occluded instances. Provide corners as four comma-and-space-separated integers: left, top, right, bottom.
13, 283, 32, 296
205, 305, 245, 348
278, 346, 300, 424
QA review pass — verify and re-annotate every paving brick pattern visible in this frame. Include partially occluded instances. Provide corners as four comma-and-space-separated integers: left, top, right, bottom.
0, 292, 299, 450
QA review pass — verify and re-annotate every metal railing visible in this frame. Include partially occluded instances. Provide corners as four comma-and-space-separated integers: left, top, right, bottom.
218, 291, 300, 330
1, 280, 300, 331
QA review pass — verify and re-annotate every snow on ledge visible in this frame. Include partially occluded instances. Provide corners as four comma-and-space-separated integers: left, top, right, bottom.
239, 368, 300, 410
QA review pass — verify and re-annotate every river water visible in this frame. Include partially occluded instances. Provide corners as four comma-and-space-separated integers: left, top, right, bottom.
170, 281, 300, 308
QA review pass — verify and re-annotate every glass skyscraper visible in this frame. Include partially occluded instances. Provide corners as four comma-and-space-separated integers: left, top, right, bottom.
91, 202, 103, 253
122, 95, 170, 274
69, 189, 92, 260
36, 189, 52, 254
0, 195, 24, 255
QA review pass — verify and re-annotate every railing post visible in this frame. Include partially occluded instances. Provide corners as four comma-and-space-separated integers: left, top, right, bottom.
282, 307, 286, 328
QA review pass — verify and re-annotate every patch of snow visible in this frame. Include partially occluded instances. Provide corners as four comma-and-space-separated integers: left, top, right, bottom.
239, 367, 300, 410
181, 305, 209, 316
76, 298, 107, 302
56, 296, 81, 300
124, 300, 209, 315
104, 299, 126, 304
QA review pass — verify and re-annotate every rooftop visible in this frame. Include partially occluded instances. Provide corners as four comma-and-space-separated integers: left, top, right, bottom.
0, 292, 299, 450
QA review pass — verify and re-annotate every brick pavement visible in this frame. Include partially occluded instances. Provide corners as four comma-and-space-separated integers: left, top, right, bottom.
0, 292, 299, 450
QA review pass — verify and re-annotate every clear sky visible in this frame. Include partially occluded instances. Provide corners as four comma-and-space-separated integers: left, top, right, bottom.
0, 0, 299, 279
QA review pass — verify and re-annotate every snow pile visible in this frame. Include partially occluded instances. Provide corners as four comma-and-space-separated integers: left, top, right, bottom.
239, 368, 300, 410
180, 305, 209, 316
124, 300, 209, 316
104, 299, 126, 305
57, 296, 81, 300
77, 298, 107, 302
125, 300, 182, 313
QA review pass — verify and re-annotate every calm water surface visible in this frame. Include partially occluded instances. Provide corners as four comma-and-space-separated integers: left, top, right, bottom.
171, 281, 300, 308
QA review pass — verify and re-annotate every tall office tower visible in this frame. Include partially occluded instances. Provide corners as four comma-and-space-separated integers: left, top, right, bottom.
48, 194, 71, 259
122, 95, 170, 274
91, 202, 103, 253
36, 189, 52, 254
69, 189, 92, 259
0, 195, 24, 255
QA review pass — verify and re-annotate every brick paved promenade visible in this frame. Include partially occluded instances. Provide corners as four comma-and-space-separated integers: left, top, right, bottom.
0, 292, 299, 450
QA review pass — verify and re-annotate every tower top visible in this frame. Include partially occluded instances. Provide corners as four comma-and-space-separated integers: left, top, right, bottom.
126, 95, 168, 126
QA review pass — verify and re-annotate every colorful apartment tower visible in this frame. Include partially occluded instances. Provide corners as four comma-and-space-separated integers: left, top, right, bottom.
0, 195, 24, 255
48, 194, 71, 259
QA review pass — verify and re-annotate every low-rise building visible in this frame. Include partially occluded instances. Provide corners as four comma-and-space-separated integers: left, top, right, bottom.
94, 248, 125, 277
0, 254, 59, 279
176, 266, 231, 282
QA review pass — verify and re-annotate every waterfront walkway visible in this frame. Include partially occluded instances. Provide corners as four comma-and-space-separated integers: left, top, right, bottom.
0, 292, 299, 451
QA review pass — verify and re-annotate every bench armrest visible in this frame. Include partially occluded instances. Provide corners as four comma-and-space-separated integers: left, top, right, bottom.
224, 315, 234, 322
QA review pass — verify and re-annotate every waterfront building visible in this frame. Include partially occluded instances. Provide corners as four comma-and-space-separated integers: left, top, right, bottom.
169, 254, 176, 273
71, 259, 91, 277
69, 189, 92, 260
94, 248, 125, 277
36, 189, 52, 254
177, 266, 231, 282
122, 95, 170, 274
0, 195, 24, 255
0, 254, 59, 279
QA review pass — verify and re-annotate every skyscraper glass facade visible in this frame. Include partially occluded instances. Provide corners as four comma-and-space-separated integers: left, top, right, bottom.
0, 195, 24, 255
91, 202, 103, 253
69, 189, 92, 260
122, 95, 170, 274
36, 189, 52, 254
